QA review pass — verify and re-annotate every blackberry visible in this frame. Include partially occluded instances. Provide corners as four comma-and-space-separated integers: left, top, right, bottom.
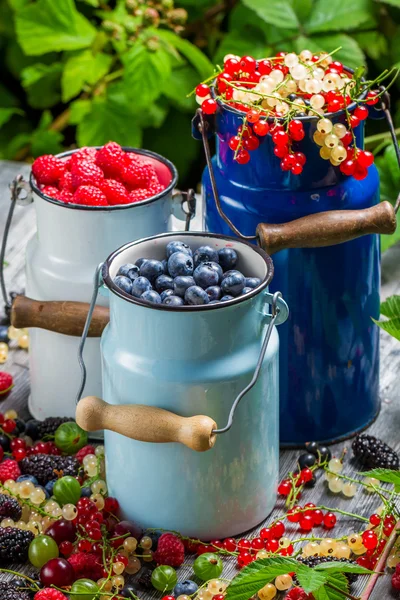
296, 556, 358, 584
0, 581, 32, 600
0, 493, 22, 521
0, 527, 34, 562
20, 454, 80, 485
352, 434, 399, 470
137, 567, 154, 589
37, 417, 72, 438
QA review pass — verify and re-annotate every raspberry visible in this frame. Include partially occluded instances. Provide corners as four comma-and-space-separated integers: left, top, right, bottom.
0, 372, 13, 396
0, 459, 21, 483
76, 445, 96, 464
392, 574, 400, 591
34, 589, 68, 600
153, 533, 185, 567
73, 185, 108, 206
70, 147, 98, 169
32, 155, 65, 186
148, 181, 165, 196
121, 160, 155, 189
101, 179, 130, 205
71, 160, 104, 189
96, 142, 125, 179
68, 552, 103, 581
59, 190, 74, 204
286, 588, 312, 600
41, 186, 60, 199
59, 170, 74, 192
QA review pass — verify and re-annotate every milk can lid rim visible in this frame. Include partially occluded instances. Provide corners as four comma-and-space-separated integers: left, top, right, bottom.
102, 231, 274, 312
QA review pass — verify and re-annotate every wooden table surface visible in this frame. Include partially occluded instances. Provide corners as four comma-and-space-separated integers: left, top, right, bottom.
0, 159, 399, 599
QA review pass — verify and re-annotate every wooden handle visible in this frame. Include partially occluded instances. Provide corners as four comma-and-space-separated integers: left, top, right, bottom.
76, 396, 217, 452
257, 201, 397, 255
11, 295, 109, 337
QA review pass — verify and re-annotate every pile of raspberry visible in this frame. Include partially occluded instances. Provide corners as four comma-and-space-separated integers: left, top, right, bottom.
32, 142, 166, 207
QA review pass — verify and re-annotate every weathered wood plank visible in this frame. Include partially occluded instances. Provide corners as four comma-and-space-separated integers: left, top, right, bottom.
0, 160, 399, 598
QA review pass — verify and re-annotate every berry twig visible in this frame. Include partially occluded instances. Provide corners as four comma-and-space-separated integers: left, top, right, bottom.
360, 519, 400, 600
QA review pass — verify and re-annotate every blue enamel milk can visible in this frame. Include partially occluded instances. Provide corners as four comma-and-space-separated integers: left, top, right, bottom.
195, 95, 397, 446
76, 232, 288, 539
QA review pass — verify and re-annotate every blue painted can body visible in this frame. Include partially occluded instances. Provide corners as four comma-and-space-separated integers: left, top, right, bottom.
203, 104, 380, 445
100, 232, 288, 539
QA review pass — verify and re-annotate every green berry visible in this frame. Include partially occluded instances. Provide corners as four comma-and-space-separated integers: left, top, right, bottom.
70, 578, 100, 600
29, 535, 59, 568
54, 421, 88, 454
151, 565, 178, 591
193, 553, 223, 581
53, 476, 81, 506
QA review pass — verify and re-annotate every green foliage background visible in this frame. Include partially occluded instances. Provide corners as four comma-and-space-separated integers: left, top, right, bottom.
0, 0, 400, 248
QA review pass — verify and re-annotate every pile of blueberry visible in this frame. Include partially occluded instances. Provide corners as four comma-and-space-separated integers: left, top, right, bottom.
113, 241, 261, 306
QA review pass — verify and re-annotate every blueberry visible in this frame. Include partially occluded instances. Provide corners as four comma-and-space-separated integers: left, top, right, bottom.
193, 264, 219, 289
166, 240, 193, 258
297, 453, 317, 469
114, 275, 133, 295
305, 441, 319, 455
162, 259, 168, 274
245, 277, 261, 289
160, 289, 174, 302
0, 434, 10, 451
174, 580, 199, 597
132, 277, 152, 298
202, 261, 223, 282
39, 485, 50, 499
135, 258, 148, 269
205, 286, 221, 301
155, 275, 174, 293
17, 474, 39, 485
209, 300, 220, 304
221, 270, 245, 296
240, 287, 252, 296
117, 263, 140, 281
221, 295, 234, 301
218, 247, 238, 271
193, 245, 219, 267
173, 276, 196, 297
0, 325, 8, 343
81, 486, 92, 497
24, 419, 40, 440
121, 584, 139, 598
141, 290, 162, 304
14, 418, 26, 434
164, 295, 184, 306
185, 286, 210, 305
45, 480, 57, 496
168, 252, 194, 278
317, 445, 332, 462
140, 259, 164, 283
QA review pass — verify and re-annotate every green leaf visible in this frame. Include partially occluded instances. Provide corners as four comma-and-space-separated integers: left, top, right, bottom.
225, 557, 302, 600
297, 34, 365, 69
361, 466, 400, 485
77, 87, 142, 148
162, 65, 197, 112
291, 0, 313, 21
62, 50, 113, 102
296, 567, 327, 593
78, 0, 99, 5
305, 0, 372, 33
157, 30, 214, 79
372, 298, 400, 342
375, 0, 400, 6
214, 28, 269, 64
241, 0, 299, 29
312, 573, 349, 600
15, 0, 96, 56
0, 107, 23, 128
21, 63, 63, 109
353, 31, 388, 60
31, 129, 64, 157
122, 43, 171, 108
69, 99, 92, 124
314, 561, 373, 574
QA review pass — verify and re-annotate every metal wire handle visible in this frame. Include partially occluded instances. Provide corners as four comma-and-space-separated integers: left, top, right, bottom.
379, 89, 400, 214
213, 290, 283, 435
0, 175, 33, 313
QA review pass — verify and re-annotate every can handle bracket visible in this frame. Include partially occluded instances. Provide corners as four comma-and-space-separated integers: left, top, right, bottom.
171, 188, 196, 231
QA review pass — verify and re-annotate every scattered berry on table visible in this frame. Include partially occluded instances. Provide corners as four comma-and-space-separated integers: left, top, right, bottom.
0, 527, 34, 561
20, 454, 79, 485
0, 581, 31, 600
0, 371, 13, 397
37, 417, 71, 439
0, 458, 21, 483
0, 493, 22, 521
352, 433, 399, 469
34, 589, 68, 600
153, 533, 185, 567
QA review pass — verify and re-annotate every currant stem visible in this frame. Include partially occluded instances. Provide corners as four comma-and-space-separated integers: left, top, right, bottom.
0, 568, 39, 588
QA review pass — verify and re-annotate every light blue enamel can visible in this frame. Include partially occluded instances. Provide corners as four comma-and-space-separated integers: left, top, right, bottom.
77, 232, 288, 539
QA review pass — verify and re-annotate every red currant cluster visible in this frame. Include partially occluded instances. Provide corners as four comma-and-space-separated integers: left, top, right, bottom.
286, 503, 337, 531
194, 50, 383, 179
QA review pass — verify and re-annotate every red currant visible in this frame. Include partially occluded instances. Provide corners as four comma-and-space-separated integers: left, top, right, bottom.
2, 419, 16, 433
275, 51, 286, 62
13, 448, 27, 461
104, 497, 119, 514
291, 163, 303, 175
247, 109, 260, 124
331, 61, 343, 73
277, 479, 291, 495
202, 98, 217, 115
357, 556, 372, 569
59, 541, 73, 556
312, 509, 324, 526
341, 132, 353, 147
266, 538, 279, 552
211, 539, 223, 550
78, 539, 92, 553
224, 58, 240, 75
258, 59, 272, 75
340, 159, 355, 176
357, 150, 374, 168
280, 544, 294, 556
366, 90, 379, 105
196, 84, 210, 98
162, 596, 175, 600
294, 152, 306, 166
354, 105, 368, 120
253, 120, 269, 136
236, 149, 250, 164
352, 163, 368, 180
10, 438, 26, 450
237, 551, 252, 567
225, 88, 233, 100
301, 469, 313, 482
324, 512, 337, 529
223, 538, 237, 552
272, 130, 289, 146
240, 55, 256, 73
229, 136, 241, 151
260, 527, 271, 541
289, 120, 303, 135
270, 521, 285, 539
369, 513, 381, 526
274, 145, 289, 159
291, 130, 305, 142
287, 506, 301, 523
362, 531, 378, 550
243, 136, 260, 151
238, 538, 251, 551
349, 114, 360, 128
217, 73, 233, 93
299, 515, 314, 531
251, 537, 264, 551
